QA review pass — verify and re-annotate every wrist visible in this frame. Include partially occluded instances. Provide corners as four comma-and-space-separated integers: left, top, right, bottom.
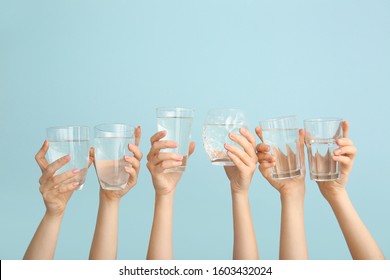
44, 210, 65, 220
99, 194, 121, 208
279, 185, 305, 203
324, 189, 349, 206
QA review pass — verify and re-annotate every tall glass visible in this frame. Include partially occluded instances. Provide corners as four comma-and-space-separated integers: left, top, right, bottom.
260, 116, 301, 180
94, 124, 135, 190
46, 126, 90, 190
156, 107, 194, 172
203, 108, 249, 166
304, 118, 342, 181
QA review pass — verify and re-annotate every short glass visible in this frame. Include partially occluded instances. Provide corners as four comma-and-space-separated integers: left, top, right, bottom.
260, 116, 301, 180
94, 124, 135, 190
156, 107, 194, 172
203, 108, 249, 166
304, 118, 342, 181
46, 126, 90, 190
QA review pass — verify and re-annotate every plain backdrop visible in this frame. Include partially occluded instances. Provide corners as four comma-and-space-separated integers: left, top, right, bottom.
1, 0, 389, 260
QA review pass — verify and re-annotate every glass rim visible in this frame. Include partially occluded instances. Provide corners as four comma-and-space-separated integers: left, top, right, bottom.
304, 118, 343, 123
207, 108, 244, 113
94, 123, 135, 132
156, 107, 194, 112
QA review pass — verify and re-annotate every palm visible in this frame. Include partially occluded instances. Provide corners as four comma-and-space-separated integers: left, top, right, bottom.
43, 191, 74, 216
224, 166, 252, 192
152, 172, 183, 195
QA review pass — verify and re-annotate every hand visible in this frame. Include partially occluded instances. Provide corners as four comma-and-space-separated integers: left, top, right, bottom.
255, 127, 306, 199
35, 140, 93, 217
224, 128, 258, 194
94, 126, 143, 202
146, 130, 195, 196
314, 121, 357, 201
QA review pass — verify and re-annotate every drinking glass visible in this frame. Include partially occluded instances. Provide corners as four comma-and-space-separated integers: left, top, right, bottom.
46, 126, 90, 190
260, 116, 301, 180
304, 118, 342, 181
203, 108, 249, 166
156, 107, 194, 172
94, 124, 135, 190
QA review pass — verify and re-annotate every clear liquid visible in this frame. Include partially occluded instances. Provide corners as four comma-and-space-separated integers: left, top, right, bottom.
94, 137, 133, 190
262, 128, 301, 179
157, 117, 193, 172
307, 139, 340, 181
203, 124, 246, 166
47, 140, 90, 190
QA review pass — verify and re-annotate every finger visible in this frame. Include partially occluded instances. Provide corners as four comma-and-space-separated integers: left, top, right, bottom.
41, 155, 71, 181
159, 159, 183, 171
124, 156, 141, 172
342, 120, 349, 138
48, 168, 80, 188
256, 143, 270, 153
258, 161, 275, 182
56, 181, 80, 193
240, 127, 257, 148
334, 146, 357, 158
128, 144, 143, 160
88, 147, 95, 168
257, 152, 275, 164
151, 140, 178, 153
225, 143, 253, 166
336, 138, 354, 147
150, 130, 167, 144
135, 125, 142, 146
332, 155, 352, 166
149, 152, 183, 166
188, 141, 196, 157
255, 127, 264, 143
226, 151, 246, 170
35, 140, 49, 171
125, 166, 138, 187
229, 132, 256, 158
298, 129, 306, 166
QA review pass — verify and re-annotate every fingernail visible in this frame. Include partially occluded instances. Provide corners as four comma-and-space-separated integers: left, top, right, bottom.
125, 155, 131, 161
176, 161, 183, 166
72, 181, 80, 186
72, 169, 80, 174
225, 143, 231, 149
177, 155, 183, 160
335, 149, 342, 155
64, 155, 71, 160
124, 166, 132, 172
229, 133, 235, 139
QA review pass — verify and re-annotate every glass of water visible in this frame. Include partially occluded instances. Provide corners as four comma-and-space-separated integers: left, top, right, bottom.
260, 116, 301, 180
46, 126, 90, 190
304, 118, 342, 181
94, 124, 135, 190
203, 108, 249, 166
156, 107, 194, 172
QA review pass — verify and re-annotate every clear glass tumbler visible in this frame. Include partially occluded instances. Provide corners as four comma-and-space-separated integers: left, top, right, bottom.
304, 118, 342, 181
203, 108, 249, 166
260, 116, 301, 180
46, 126, 90, 190
94, 124, 135, 190
156, 107, 194, 172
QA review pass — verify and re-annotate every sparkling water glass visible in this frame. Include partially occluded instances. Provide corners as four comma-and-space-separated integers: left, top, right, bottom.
46, 126, 90, 190
94, 124, 135, 190
304, 118, 342, 181
260, 116, 301, 180
203, 109, 249, 166
156, 107, 194, 172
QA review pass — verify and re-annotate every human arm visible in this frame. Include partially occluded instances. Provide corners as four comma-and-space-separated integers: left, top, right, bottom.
256, 128, 308, 260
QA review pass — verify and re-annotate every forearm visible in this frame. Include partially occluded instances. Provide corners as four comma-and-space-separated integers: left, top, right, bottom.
24, 212, 63, 260
89, 198, 120, 260
279, 193, 308, 260
232, 191, 259, 260
327, 191, 384, 260
147, 192, 175, 260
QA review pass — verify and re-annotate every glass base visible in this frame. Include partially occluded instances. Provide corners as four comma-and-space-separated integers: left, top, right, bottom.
272, 169, 301, 180
211, 158, 235, 166
76, 184, 85, 191
100, 182, 127, 191
310, 172, 340, 181
164, 166, 186, 173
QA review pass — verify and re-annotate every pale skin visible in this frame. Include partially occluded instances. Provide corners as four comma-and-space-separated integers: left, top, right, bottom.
224, 128, 259, 260
310, 121, 384, 260
24, 141, 94, 260
256, 127, 309, 260
89, 126, 143, 260
146, 130, 195, 260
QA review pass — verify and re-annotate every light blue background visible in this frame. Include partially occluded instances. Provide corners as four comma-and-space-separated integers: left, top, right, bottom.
1, 0, 389, 260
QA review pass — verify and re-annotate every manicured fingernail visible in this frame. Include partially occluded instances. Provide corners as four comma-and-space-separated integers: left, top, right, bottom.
335, 149, 342, 155
124, 166, 132, 172
64, 155, 71, 160
229, 133, 235, 139
225, 143, 231, 149
177, 155, 183, 160
72, 169, 80, 174
72, 181, 80, 186
125, 155, 131, 161
175, 161, 183, 166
